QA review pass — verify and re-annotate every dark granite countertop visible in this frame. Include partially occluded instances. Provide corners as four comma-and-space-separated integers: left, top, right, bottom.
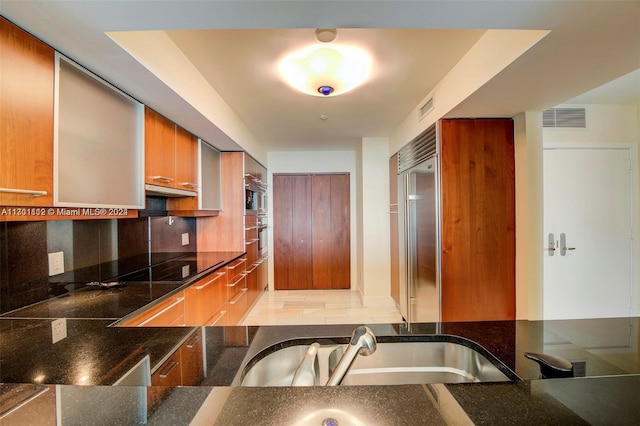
1, 251, 245, 320
0, 318, 193, 385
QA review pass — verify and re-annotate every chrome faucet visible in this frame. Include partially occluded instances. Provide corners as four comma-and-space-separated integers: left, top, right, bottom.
326, 325, 377, 386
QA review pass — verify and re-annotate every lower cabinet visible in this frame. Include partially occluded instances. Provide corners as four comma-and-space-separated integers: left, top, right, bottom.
120, 256, 262, 327
148, 329, 204, 415
184, 271, 227, 326
120, 291, 185, 327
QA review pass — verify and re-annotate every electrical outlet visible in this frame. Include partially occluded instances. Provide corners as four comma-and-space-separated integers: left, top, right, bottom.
48, 252, 64, 276
51, 318, 67, 343
181, 233, 189, 246
182, 265, 190, 278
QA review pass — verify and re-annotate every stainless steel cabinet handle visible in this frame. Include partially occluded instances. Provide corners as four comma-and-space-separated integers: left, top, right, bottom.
227, 274, 245, 288
138, 297, 184, 326
0, 187, 47, 197
229, 288, 248, 305
152, 175, 174, 183
186, 332, 202, 349
193, 272, 225, 290
208, 310, 227, 326
181, 182, 198, 188
158, 360, 179, 379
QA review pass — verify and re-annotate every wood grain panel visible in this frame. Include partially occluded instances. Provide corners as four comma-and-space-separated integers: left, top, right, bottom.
196, 152, 244, 252
274, 174, 294, 289
0, 17, 54, 206
144, 107, 175, 186
174, 125, 198, 189
329, 174, 350, 289
312, 174, 331, 288
291, 175, 312, 289
440, 119, 515, 322
274, 174, 314, 290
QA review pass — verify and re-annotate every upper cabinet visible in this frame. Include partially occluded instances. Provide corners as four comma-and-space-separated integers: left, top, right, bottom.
0, 17, 54, 206
55, 54, 144, 208
145, 107, 198, 197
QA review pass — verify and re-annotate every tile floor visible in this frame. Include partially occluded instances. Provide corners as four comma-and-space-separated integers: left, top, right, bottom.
240, 289, 405, 326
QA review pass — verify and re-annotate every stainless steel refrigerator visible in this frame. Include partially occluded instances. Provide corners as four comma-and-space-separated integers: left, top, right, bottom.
398, 156, 440, 324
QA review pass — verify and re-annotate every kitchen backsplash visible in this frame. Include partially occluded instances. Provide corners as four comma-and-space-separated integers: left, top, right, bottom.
0, 216, 196, 314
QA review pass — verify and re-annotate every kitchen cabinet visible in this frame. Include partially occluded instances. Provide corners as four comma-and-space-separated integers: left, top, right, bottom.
440, 118, 515, 322
144, 107, 198, 196
0, 17, 54, 206
226, 257, 248, 325
55, 54, 144, 208
120, 291, 185, 327
148, 329, 204, 414
184, 270, 227, 326
273, 173, 350, 290
179, 330, 204, 386
168, 139, 222, 215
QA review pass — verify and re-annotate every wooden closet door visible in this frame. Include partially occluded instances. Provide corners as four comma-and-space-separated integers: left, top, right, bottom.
273, 175, 312, 289
312, 174, 350, 289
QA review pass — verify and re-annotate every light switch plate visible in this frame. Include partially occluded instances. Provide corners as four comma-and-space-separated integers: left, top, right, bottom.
182, 265, 190, 278
181, 233, 189, 246
48, 252, 64, 276
51, 318, 67, 343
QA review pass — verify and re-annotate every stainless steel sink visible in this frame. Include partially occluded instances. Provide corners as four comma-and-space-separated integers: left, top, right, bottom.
239, 335, 517, 387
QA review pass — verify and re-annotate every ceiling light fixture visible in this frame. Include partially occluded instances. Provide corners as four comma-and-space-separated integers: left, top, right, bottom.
279, 29, 371, 97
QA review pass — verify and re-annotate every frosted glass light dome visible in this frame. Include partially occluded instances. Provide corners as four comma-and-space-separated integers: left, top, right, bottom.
279, 44, 372, 97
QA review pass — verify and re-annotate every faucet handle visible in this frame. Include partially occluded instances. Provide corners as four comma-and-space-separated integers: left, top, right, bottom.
524, 352, 574, 379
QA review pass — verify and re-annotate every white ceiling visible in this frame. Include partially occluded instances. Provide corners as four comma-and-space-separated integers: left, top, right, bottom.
1, 1, 639, 158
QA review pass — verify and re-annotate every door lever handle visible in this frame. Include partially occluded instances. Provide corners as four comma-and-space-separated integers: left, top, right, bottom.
559, 233, 575, 256
546, 233, 556, 256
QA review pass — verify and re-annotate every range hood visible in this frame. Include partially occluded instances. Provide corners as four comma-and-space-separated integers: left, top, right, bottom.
144, 184, 197, 198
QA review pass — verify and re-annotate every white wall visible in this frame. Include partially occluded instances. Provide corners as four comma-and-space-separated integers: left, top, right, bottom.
359, 138, 393, 305
514, 112, 544, 320
266, 151, 358, 291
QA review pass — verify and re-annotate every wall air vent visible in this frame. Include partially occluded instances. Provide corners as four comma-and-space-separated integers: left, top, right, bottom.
419, 96, 435, 120
543, 107, 587, 128
398, 123, 437, 173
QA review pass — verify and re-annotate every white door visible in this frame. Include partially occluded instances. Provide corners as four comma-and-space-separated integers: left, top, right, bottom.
543, 147, 633, 319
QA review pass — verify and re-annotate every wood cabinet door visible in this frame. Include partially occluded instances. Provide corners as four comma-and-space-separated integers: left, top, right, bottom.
274, 174, 350, 290
312, 174, 350, 289
144, 107, 175, 187
0, 17, 54, 206
174, 125, 198, 190
440, 119, 515, 322
179, 331, 204, 386
184, 271, 226, 325
273, 174, 312, 289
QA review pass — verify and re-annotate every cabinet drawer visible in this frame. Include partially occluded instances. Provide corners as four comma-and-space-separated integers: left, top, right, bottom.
206, 306, 229, 326
228, 286, 248, 325
121, 291, 184, 327
226, 257, 247, 283
184, 271, 227, 325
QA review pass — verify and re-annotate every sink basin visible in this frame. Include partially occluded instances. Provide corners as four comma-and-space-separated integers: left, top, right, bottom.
239, 335, 518, 387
